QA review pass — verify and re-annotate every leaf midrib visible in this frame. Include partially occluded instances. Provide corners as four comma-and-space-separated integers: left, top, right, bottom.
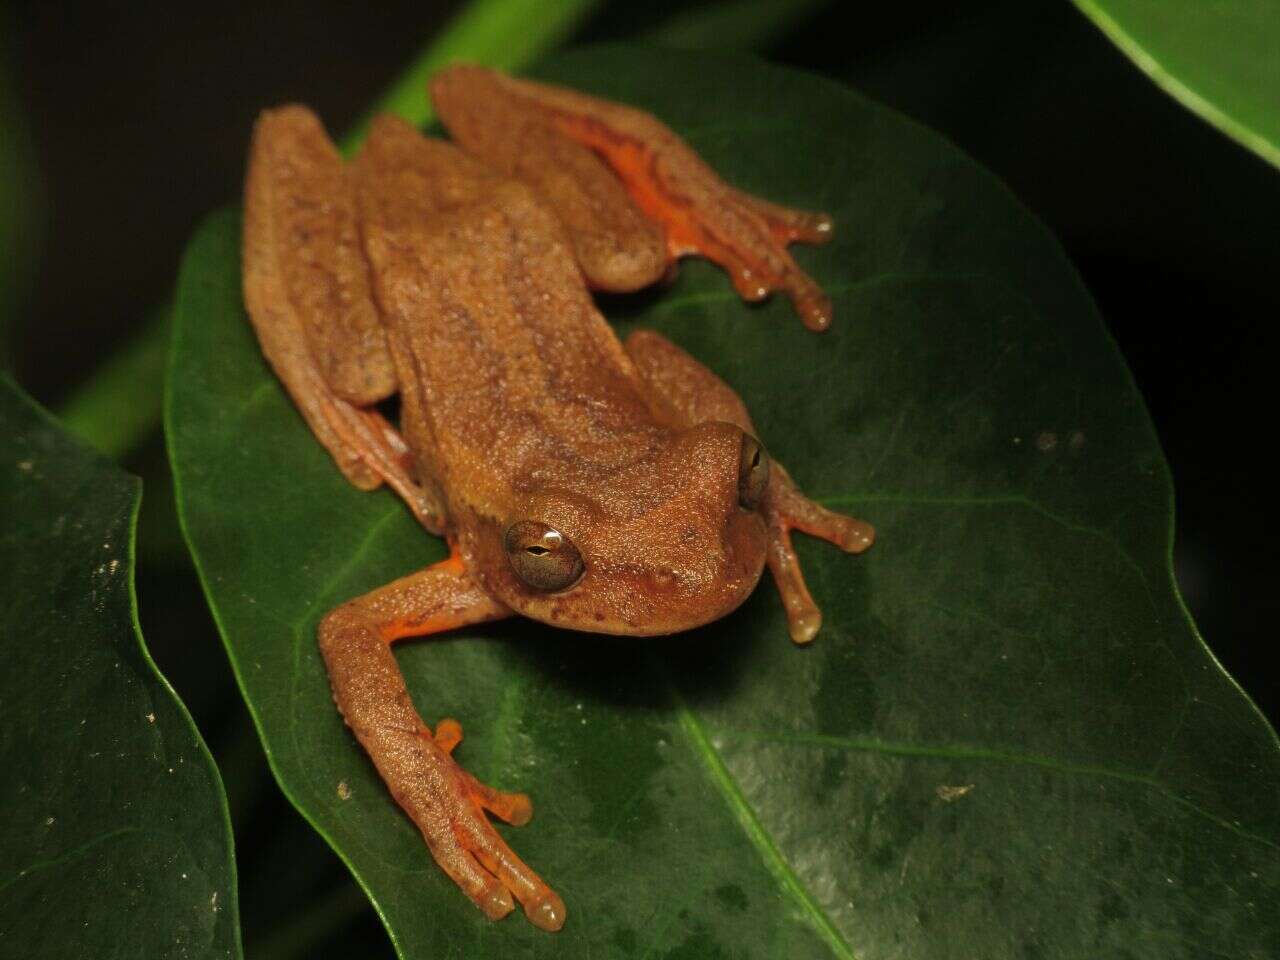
669, 685, 858, 960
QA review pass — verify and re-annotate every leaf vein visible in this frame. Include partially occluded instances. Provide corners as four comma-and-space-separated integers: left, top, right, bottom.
724, 729, 1279, 852
668, 685, 857, 960
0, 826, 142, 896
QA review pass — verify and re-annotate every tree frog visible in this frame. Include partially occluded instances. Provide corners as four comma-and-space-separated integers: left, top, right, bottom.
242, 65, 873, 933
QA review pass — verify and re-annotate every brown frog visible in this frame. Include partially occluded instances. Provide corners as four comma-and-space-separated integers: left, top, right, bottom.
242, 65, 873, 933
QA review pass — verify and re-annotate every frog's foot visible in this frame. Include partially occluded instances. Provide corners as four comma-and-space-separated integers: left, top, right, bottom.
351, 407, 446, 533
433, 717, 534, 827
553, 112, 836, 331
429, 66, 835, 330
308, 398, 445, 533
405, 730, 559, 928
764, 466, 874, 644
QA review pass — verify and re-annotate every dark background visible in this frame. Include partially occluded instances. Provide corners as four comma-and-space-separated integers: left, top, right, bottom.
5, 1, 1277, 954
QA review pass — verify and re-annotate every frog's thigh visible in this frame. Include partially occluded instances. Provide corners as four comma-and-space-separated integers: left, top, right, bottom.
623, 329, 756, 434
244, 106, 396, 404
319, 555, 565, 931
624, 328, 873, 644
244, 107, 441, 528
431, 67, 665, 293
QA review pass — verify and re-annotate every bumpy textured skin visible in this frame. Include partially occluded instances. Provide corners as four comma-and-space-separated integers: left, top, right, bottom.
243, 108, 396, 407
241, 72, 872, 932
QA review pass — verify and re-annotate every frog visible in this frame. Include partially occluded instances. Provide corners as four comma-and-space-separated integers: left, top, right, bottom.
241, 64, 874, 933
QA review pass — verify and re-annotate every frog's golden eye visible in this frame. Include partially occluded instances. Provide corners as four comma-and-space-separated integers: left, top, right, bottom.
504, 520, 585, 592
738, 434, 770, 510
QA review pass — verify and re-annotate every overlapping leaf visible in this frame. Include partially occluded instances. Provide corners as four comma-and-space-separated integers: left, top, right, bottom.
0, 377, 240, 959
166, 47, 1280, 959
1073, 0, 1280, 169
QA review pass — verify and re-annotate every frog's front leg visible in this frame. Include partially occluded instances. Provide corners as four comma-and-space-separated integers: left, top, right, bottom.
431, 66, 835, 330
624, 330, 873, 643
319, 549, 567, 931
243, 106, 444, 531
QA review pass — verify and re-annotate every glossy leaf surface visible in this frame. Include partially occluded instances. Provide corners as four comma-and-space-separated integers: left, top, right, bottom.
0, 377, 240, 959
166, 47, 1280, 959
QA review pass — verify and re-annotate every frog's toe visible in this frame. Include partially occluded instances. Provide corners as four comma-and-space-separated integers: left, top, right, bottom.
766, 527, 823, 645
762, 467, 874, 643
470, 776, 534, 826
735, 190, 834, 246
476, 875, 516, 921
434, 717, 463, 754
457, 807, 566, 931
431, 834, 515, 921
524, 889, 567, 932
447, 737, 533, 825
800, 508, 875, 555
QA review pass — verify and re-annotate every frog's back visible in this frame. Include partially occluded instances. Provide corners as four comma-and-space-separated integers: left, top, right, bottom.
353, 115, 665, 502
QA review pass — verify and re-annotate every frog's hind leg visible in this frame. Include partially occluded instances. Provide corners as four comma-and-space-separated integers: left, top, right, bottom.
624, 329, 872, 644
318, 550, 563, 930
431, 66, 835, 330
428, 69, 668, 293
243, 106, 443, 532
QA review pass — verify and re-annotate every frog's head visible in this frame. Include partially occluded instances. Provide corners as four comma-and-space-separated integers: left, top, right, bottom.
466, 421, 770, 635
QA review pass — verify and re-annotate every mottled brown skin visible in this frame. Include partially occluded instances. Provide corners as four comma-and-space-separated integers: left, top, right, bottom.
242, 66, 873, 932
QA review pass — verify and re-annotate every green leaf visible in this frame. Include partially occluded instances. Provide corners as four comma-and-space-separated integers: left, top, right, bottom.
644, 0, 833, 52
1072, 0, 1280, 170
347, 0, 602, 147
0, 376, 240, 958
166, 47, 1280, 959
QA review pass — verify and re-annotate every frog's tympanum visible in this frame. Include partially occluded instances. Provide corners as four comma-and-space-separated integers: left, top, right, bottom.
242, 65, 873, 932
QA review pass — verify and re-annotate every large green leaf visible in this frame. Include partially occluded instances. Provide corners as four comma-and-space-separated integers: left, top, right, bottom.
0, 377, 241, 959
166, 47, 1280, 959
1072, 0, 1280, 170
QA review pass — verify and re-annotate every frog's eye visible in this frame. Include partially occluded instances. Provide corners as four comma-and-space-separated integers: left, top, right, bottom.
738, 434, 770, 510
504, 520, 585, 592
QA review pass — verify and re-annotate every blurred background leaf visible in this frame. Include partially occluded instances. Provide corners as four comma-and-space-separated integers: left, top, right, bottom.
643, 0, 833, 50
1072, 0, 1280, 170
348, 0, 601, 146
